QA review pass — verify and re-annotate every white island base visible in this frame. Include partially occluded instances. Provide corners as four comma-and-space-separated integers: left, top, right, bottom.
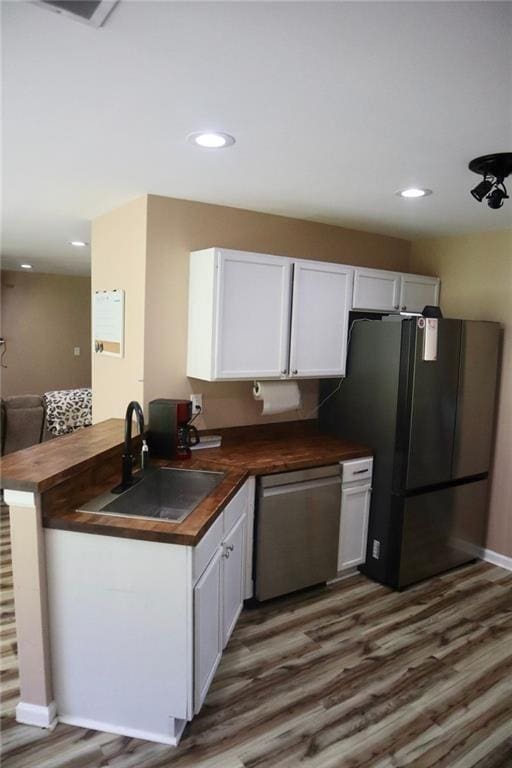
44, 480, 252, 746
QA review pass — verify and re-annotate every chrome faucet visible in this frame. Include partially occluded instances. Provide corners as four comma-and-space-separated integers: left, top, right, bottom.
112, 401, 145, 493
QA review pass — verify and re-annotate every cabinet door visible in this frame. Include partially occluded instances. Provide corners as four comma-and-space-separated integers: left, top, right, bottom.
221, 514, 246, 648
289, 261, 353, 377
400, 274, 440, 313
215, 250, 292, 379
338, 484, 371, 571
353, 268, 401, 311
194, 548, 222, 714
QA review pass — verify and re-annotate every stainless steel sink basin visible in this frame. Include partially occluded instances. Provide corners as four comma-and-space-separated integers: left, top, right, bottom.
77, 467, 225, 523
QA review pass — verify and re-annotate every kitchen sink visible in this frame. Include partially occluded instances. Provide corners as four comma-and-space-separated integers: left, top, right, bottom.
77, 466, 225, 523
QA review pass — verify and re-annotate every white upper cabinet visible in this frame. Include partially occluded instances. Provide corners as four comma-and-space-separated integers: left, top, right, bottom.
353, 268, 440, 314
289, 260, 353, 377
187, 248, 353, 381
187, 248, 292, 381
400, 274, 440, 313
353, 268, 401, 311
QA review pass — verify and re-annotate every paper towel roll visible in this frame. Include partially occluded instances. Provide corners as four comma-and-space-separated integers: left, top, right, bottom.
253, 380, 302, 415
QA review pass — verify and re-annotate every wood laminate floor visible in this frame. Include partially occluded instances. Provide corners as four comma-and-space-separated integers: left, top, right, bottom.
1, 506, 511, 768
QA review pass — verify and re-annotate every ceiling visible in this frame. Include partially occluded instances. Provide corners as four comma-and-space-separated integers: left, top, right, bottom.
1, 0, 511, 275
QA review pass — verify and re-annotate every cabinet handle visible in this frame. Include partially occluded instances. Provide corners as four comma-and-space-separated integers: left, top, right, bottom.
393, 304, 399, 310
222, 550, 230, 559
226, 544, 234, 552
401, 305, 407, 311
281, 369, 287, 375
353, 468, 369, 474
292, 369, 298, 375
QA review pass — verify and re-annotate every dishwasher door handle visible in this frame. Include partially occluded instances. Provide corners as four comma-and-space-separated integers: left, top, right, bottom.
261, 477, 342, 498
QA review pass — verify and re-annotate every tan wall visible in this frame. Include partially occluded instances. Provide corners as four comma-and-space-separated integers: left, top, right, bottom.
91, 197, 148, 423
410, 230, 512, 559
0, 270, 91, 397
143, 194, 411, 429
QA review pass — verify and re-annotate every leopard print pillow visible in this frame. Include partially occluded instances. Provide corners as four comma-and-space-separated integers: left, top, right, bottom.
44, 388, 92, 436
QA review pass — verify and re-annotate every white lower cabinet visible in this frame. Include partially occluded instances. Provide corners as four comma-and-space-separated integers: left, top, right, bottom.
338, 458, 373, 572
193, 507, 247, 714
338, 483, 372, 571
194, 548, 222, 713
45, 479, 252, 747
221, 514, 246, 648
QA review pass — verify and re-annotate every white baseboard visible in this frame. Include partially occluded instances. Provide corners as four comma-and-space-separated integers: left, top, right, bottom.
16, 700, 58, 729
479, 547, 512, 572
58, 714, 185, 746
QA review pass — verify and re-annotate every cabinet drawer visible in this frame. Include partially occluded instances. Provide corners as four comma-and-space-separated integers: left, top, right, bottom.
341, 457, 373, 484
193, 513, 224, 584
223, 481, 248, 534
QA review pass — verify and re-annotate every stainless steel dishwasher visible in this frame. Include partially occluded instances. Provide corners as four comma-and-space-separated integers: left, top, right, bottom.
255, 465, 341, 601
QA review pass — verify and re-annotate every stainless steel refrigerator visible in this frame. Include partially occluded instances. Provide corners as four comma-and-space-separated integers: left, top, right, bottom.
319, 317, 500, 589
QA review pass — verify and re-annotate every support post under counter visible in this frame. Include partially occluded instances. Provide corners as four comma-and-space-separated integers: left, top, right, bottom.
5, 489, 57, 729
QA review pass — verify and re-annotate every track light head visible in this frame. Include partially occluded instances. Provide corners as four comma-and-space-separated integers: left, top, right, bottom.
470, 178, 494, 202
469, 152, 512, 211
487, 186, 509, 210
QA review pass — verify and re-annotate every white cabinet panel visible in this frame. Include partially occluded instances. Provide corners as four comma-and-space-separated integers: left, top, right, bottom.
400, 274, 440, 313
215, 250, 292, 379
223, 480, 248, 534
353, 269, 401, 311
193, 513, 223, 585
289, 261, 353, 377
194, 548, 222, 714
338, 484, 371, 571
244, 477, 256, 599
188, 248, 352, 381
341, 457, 373, 484
221, 514, 246, 648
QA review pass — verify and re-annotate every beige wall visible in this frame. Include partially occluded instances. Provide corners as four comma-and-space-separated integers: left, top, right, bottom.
0, 270, 91, 397
143, 195, 410, 429
410, 230, 512, 559
91, 196, 148, 423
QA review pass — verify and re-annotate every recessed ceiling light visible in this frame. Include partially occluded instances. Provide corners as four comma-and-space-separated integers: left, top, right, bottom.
187, 132, 236, 149
397, 188, 432, 198
69, 240, 88, 247
20, 264, 32, 269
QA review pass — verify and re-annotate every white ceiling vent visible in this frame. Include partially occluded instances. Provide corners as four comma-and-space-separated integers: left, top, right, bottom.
33, 1, 119, 28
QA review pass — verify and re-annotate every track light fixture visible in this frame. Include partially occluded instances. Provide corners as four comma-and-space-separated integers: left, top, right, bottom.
469, 153, 512, 210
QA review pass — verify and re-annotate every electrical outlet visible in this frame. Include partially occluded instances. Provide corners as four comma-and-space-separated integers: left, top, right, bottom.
190, 394, 203, 413
73, 347, 81, 356
372, 539, 381, 559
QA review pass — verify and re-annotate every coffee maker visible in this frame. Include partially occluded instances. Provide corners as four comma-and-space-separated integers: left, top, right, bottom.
148, 399, 199, 459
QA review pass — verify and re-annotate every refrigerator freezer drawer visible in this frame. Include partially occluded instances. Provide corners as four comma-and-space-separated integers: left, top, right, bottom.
398, 479, 488, 588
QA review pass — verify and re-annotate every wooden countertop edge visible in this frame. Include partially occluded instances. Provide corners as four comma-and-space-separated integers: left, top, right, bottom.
0, 420, 133, 494
42, 468, 250, 546
40, 443, 372, 547
1, 443, 124, 494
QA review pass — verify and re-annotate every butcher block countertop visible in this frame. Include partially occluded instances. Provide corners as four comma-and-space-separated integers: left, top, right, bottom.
1, 419, 371, 546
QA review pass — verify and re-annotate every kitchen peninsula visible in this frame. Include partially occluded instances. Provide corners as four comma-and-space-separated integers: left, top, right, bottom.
1, 418, 371, 745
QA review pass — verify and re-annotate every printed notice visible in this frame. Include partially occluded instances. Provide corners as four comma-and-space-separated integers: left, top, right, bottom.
93, 290, 124, 357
